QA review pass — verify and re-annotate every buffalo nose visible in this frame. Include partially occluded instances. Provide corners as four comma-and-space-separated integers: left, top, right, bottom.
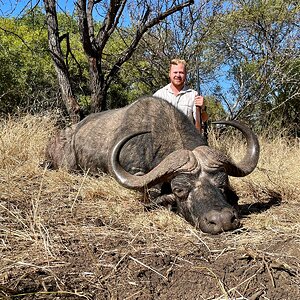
201, 207, 240, 234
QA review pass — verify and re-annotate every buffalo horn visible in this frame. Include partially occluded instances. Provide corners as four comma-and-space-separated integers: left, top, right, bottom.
212, 120, 260, 177
109, 132, 198, 189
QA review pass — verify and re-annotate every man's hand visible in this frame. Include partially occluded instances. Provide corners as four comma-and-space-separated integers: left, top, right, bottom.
195, 95, 204, 107
195, 95, 208, 122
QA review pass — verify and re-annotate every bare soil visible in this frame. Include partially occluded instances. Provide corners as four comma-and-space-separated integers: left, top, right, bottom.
1, 173, 299, 300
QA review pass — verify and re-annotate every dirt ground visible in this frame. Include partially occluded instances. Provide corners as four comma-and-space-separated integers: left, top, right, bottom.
4, 238, 299, 300
1, 172, 299, 300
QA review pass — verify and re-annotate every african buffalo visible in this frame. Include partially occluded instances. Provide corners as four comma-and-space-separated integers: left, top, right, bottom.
45, 96, 260, 234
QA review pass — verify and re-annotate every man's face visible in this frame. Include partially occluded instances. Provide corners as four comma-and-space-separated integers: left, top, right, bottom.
169, 63, 186, 89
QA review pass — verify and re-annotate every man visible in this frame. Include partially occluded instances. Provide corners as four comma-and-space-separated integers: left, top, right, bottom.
153, 58, 207, 126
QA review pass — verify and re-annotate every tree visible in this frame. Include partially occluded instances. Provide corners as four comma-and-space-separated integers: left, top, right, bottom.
196, 0, 300, 134
2, 0, 298, 135
44, 0, 81, 123
43, 0, 194, 121
112, 1, 226, 100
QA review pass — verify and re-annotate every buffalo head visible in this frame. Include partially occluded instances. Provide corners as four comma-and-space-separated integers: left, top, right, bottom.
109, 120, 260, 234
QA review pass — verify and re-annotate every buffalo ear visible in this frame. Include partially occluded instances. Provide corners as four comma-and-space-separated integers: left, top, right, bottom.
224, 188, 239, 206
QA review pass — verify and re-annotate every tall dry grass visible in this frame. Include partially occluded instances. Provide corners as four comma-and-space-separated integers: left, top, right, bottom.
0, 114, 299, 298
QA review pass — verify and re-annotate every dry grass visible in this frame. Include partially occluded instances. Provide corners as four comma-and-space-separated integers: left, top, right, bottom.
0, 114, 299, 299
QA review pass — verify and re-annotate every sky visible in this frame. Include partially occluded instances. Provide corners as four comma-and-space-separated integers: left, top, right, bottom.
0, 0, 128, 25
0, 0, 75, 18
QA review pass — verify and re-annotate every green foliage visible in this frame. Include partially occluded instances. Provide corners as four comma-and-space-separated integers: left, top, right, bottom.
1, 1, 298, 137
197, 0, 299, 135
0, 17, 58, 114
205, 96, 227, 121
0, 9, 90, 115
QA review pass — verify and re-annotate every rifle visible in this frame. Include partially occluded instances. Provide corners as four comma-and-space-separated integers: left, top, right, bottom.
195, 62, 208, 139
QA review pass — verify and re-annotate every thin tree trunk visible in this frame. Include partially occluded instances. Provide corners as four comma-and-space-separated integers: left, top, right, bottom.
44, 0, 81, 123
88, 56, 107, 112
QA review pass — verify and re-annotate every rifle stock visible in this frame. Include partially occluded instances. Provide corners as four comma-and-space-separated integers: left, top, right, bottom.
195, 105, 202, 133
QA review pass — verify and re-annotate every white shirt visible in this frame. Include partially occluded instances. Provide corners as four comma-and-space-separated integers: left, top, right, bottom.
153, 83, 197, 123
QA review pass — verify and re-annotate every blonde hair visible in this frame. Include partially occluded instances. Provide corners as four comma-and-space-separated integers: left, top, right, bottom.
170, 58, 186, 65
170, 58, 187, 70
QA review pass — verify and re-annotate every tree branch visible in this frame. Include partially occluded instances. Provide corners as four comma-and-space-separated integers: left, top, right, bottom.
107, 0, 194, 86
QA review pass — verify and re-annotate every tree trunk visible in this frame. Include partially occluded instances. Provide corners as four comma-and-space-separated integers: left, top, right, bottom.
88, 57, 107, 112
44, 0, 81, 123
55, 66, 81, 123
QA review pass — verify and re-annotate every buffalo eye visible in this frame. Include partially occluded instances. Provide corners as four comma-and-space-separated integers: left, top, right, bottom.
171, 174, 193, 199
172, 187, 189, 199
